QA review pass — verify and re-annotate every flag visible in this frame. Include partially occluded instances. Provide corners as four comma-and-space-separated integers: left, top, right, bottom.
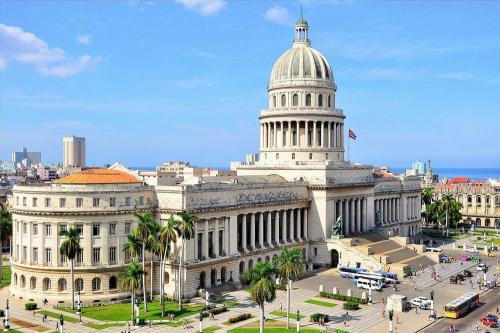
349, 129, 357, 140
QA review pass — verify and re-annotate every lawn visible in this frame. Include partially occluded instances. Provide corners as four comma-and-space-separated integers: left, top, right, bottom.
37, 310, 79, 323
62, 300, 204, 321
228, 328, 322, 333
0, 266, 11, 287
85, 322, 125, 330
305, 299, 338, 308
270, 310, 305, 321
204, 325, 221, 332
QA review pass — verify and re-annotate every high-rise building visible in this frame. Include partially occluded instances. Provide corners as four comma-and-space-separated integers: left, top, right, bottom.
411, 160, 427, 175
63, 136, 86, 168
11, 147, 41, 166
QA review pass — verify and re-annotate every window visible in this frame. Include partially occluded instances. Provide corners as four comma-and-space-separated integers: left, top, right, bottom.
93, 247, 101, 263
197, 233, 203, 260
77, 249, 83, 263
75, 278, 83, 292
16, 196, 19, 205
109, 223, 116, 235
92, 223, 100, 236
61, 254, 67, 263
93, 197, 100, 207
22, 246, 27, 260
109, 246, 116, 263
45, 224, 52, 236
43, 277, 51, 291
292, 94, 299, 106
292, 153, 295, 160
32, 197, 37, 207
92, 277, 101, 291
110, 197, 116, 207
46, 248, 52, 264
124, 250, 130, 262
318, 94, 323, 107
281, 94, 286, 107
477, 196, 481, 204
58, 278, 67, 292
276, 153, 279, 160
60, 224, 67, 233
314, 247, 318, 256
139, 196, 144, 205
76, 224, 83, 235
309, 153, 313, 160
273, 95, 277, 107
76, 197, 83, 207
45, 198, 51, 207
125, 197, 131, 206
208, 231, 214, 257
218, 230, 224, 256
109, 276, 117, 290
125, 223, 131, 234
22, 197, 26, 206
29, 276, 35, 289
306, 93, 311, 106
33, 247, 38, 263
328, 95, 331, 107
23, 223, 27, 234
59, 198, 66, 207
33, 224, 38, 235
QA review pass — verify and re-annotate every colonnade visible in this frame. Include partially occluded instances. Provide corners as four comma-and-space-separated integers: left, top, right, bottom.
406, 196, 419, 220
333, 197, 367, 236
260, 120, 343, 150
374, 197, 401, 225
193, 217, 231, 261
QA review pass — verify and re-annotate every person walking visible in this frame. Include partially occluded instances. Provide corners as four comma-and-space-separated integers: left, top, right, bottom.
396, 315, 399, 324
475, 322, 479, 331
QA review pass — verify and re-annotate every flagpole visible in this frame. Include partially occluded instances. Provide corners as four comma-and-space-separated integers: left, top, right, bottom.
347, 136, 350, 163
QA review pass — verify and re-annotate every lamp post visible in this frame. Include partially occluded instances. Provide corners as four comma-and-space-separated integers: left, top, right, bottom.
59, 314, 64, 333
296, 310, 300, 333
199, 311, 203, 333
76, 291, 82, 322
429, 290, 435, 320
205, 291, 209, 308
368, 287, 372, 304
388, 309, 393, 333
4, 299, 10, 330
135, 298, 140, 326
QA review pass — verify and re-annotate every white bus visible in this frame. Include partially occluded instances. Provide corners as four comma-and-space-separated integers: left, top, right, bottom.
352, 272, 386, 288
357, 277, 383, 291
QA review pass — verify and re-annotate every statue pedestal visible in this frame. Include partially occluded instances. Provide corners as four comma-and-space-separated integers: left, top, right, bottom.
331, 235, 344, 239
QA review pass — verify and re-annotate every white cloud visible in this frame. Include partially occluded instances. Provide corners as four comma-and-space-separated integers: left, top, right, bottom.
263, 6, 292, 26
0, 23, 99, 77
76, 34, 92, 45
175, 0, 225, 16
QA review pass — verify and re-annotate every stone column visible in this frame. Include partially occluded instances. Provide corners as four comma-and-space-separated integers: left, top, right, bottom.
356, 198, 361, 234
83, 223, 92, 264
362, 198, 367, 232
242, 215, 247, 251
229, 215, 239, 255
258, 213, 264, 248
396, 198, 399, 222
344, 200, 350, 235
193, 220, 198, 259
297, 208, 302, 240
250, 213, 256, 249
204, 219, 209, 259
304, 208, 308, 239
305, 121, 309, 146
283, 210, 288, 243
274, 211, 280, 245
339, 199, 344, 235
313, 121, 317, 147
287, 121, 292, 148
350, 199, 355, 235
267, 212, 272, 246
224, 217, 229, 255
260, 124, 263, 150
393, 198, 396, 222
290, 209, 295, 241
319, 122, 324, 147
214, 218, 219, 257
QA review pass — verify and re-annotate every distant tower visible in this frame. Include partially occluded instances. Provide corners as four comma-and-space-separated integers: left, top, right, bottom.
63, 136, 86, 169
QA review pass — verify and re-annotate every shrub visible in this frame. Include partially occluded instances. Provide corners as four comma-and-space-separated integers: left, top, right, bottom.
137, 317, 146, 326
227, 313, 251, 324
336, 329, 349, 333
25, 302, 37, 310
0, 309, 4, 317
319, 291, 368, 304
310, 313, 329, 323
275, 284, 287, 291
201, 306, 228, 317
343, 301, 360, 310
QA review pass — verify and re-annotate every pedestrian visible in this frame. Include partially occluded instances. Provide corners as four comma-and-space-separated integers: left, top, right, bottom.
381, 297, 385, 304
415, 307, 418, 314
475, 322, 479, 331
56, 322, 59, 330
496, 306, 499, 314
343, 319, 347, 327
149, 320, 152, 328
396, 315, 399, 324
345, 310, 349, 317
382, 310, 385, 318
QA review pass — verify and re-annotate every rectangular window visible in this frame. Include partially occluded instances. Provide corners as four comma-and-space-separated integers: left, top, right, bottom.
61, 254, 67, 263
197, 232, 203, 260
124, 250, 130, 261
16, 222, 19, 232
33, 224, 38, 235
23, 246, 27, 260
77, 249, 84, 263
60, 224, 67, 233
92, 224, 100, 236
33, 247, 38, 263
93, 248, 101, 263
208, 231, 214, 257
110, 197, 116, 207
45, 198, 51, 207
59, 198, 66, 207
218, 230, 224, 256
109, 223, 116, 235
76, 197, 83, 207
46, 248, 52, 264
23, 223, 27, 234
16, 245, 19, 260
314, 247, 318, 256
93, 197, 100, 207
125, 197, 131, 206
139, 196, 144, 205
109, 246, 116, 263
45, 224, 52, 236
22, 197, 26, 206
32, 197, 37, 207
76, 224, 83, 235
125, 223, 131, 234
16, 196, 19, 205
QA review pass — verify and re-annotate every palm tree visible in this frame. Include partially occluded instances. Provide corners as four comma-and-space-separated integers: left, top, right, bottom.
243, 262, 276, 333
174, 210, 196, 310
124, 227, 143, 260
158, 215, 178, 317
439, 194, 455, 237
421, 188, 435, 226
134, 212, 155, 311
274, 246, 303, 329
59, 227, 81, 310
145, 218, 161, 303
0, 204, 12, 281
119, 261, 145, 323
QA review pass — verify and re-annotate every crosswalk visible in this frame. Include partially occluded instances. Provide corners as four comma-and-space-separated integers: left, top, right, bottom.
402, 261, 477, 288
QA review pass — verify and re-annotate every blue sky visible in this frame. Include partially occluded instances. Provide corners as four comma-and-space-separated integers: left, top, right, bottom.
1, 0, 499, 168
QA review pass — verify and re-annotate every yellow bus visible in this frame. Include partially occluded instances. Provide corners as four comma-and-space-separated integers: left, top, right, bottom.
444, 292, 479, 319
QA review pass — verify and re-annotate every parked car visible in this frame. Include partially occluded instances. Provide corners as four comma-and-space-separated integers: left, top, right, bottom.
461, 255, 471, 261
463, 269, 473, 277
409, 297, 431, 309
456, 273, 466, 282
477, 263, 487, 272
449, 275, 458, 284
480, 315, 498, 328
426, 247, 443, 253
440, 255, 451, 263
465, 247, 479, 254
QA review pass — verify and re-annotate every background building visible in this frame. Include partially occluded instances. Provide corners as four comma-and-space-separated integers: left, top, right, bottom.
11, 147, 41, 167
63, 136, 86, 169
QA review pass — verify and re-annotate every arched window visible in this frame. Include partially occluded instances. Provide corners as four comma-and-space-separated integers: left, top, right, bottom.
292, 153, 295, 160
20, 275, 26, 288
486, 196, 490, 204
457, 194, 463, 203
29, 276, 35, 290
309, 153, 313, 160
58, 278, 67, 292
92, 277, 101, 291
257, 257, 262, 263
43, 277, 51, 291
109, 276, 117, 290
220, 267, 226, 284
318, 94, 323, 107
292, 94, 299, 106
164, 272, 170, 284
248, 259, 254, 270
467, 195, 472, 204
75, 278, 84, 292
485, 219, 491, 227
328, 95, 331, 107
239, 261, 245, 274
265, 256, 270, 262
281, 94, 286, 107
302, 248, 306, 260
13, 273, 18, 286
475, 218, 481, 226
199, 271, 206, 289
273, 95, 277, 108
476, 196, 481, 204
305, 94, 311, 106
210, 269, 216, 286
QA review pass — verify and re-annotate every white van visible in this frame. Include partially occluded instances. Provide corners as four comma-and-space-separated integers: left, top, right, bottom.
465, 246, 479, 254
426, 247, 443, 253
357, 278, 382, 291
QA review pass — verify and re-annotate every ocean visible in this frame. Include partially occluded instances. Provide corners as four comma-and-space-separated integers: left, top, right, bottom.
391, 168, 500, 180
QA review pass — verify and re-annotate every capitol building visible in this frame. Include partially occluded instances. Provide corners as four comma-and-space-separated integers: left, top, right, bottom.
9, 19, 423, 303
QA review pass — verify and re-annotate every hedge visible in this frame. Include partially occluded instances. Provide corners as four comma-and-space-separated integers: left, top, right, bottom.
227, 313, 252, 324
319, 291, 368, 304
275, 284, 287, 291
201, 306, 228, 318
336, 329, 349, 333
25, 302, 37, 310
310, 313, 329, 323
343, 301, 359, 310
0, 309, 4, 317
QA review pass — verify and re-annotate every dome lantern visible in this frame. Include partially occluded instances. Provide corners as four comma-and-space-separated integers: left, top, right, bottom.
294, 17, 310, 46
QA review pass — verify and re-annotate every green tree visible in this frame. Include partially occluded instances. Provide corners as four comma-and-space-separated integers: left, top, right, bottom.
134, 212, 155, 311
145, 217, 161, 304
124, 227, 143, 260
119, 261, 145, 323
158, 215, 178, 317
174, 210, 196, 310
0, 204, 12, 281
59, 227, 81, 310
421, 188, 435, 225
274, 246, 303, 329
243, 262, 276, 333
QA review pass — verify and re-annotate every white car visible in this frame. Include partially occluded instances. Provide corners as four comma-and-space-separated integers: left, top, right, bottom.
465, 246, 479, 254
409, 297, 431, 309
426, 247, 443, 253
477, 263, 487, 271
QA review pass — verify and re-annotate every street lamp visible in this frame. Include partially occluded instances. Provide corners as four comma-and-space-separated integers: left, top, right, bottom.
199, 310, 203, 333
135, 297, 141, 326
429, 291, 436, 320
296, 310, 300, 333
4, 299, 10, 330
59, 314, 64, 333
388, 309, 393, 333
76, 291, 82, 322
368, 287, 373, 304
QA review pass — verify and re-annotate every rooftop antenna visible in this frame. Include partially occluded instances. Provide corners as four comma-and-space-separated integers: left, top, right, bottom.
300, 3, 303, 19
